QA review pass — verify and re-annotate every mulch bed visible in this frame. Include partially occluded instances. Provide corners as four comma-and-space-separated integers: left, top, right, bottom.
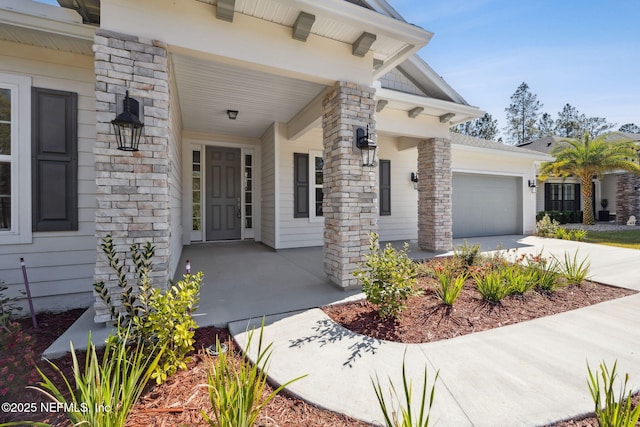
2, 263, 637, 426
322, 277, 636, 344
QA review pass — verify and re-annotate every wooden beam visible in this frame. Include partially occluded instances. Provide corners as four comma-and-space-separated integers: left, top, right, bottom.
216, 0, 235, 22
408, 106, 423, 118
352, 32, 376, 57
292, 11, 315, 42
376, 99, 388, 113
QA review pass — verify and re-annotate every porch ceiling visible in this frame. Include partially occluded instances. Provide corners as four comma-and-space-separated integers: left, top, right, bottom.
172, 53, 327, 138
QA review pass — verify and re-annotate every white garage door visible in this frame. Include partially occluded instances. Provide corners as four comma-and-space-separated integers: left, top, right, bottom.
452, 173, 523, 238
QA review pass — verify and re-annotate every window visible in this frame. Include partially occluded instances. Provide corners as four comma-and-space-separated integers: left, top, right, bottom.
192, 150, 201, 231
0, 73, 32, 244
545, 183, 580, 211
293, 151, 323, 221
244, 154, 253, 229
379, 160, 391, 216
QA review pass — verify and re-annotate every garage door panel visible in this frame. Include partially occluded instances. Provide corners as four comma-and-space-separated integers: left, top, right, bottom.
453, 173, 523, 238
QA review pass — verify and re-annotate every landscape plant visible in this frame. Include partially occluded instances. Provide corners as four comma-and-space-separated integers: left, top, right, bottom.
0, 283, 38, 399
18, 330, 163, 427
201, 323, 306, 427
554, 250, 591, 285
587, 361, 640, 427
523, 254, 563, 293
372, 353, 439, 427
93, 235, 202, 383
453, 241, 481, 267
433, 269, 467, 306
472, 269, 513, 303
354, 233, 420, 319
500, 264, 534, 296
536, 214, 560, 238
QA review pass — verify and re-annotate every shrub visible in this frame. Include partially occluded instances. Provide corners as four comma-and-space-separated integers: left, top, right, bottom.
473, 269, 513, 303
536, 214, 560, 237
500, 264, 534, 296
555, 250, 591, 286
0, 281, 22, 329
94, 235, 202, 384
522, 253, 563, 293
372, 353, 439, 427
433, 269, 467, 306
31, 330, 163, 427
0, 322, 38, 398
354, 233, 420, 319
453, 240, 481, 267
202, 323, 306, 427
587, 360, 640, 427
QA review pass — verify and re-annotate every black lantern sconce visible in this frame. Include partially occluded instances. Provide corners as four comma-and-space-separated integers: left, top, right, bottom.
355, 125, 377, 167
528, 180, 537, 193
410, 172, 418, 190
111, 91, 144, 152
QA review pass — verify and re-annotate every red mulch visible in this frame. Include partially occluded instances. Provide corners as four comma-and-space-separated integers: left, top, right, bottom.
2, 261, 638, 427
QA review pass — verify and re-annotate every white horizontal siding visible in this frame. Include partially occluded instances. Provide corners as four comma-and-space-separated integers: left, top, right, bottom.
168, 64, 184, 278
377, 137, 419, 242
0, 40, 96, 312
261, 124, 276, 248
277, 128, 323, 249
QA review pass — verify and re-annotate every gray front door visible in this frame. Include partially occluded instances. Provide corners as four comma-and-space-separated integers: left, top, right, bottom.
206, 147, 241, 240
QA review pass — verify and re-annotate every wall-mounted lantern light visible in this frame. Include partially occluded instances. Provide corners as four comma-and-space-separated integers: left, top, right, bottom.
410, 172, 419, 190
355, 125, 377, 167
227, 110, 239, 120
528, 179, 537, 193
111, 91, 144, 152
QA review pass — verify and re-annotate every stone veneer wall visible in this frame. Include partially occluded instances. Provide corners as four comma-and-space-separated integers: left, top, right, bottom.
322, 82, 377, 288
417, 138, 453, 251
616, 172, 640, 224
93, 29, 172, 323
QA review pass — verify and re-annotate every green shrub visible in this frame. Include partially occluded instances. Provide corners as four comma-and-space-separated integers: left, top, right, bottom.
453, 240, 481, 267
30, 330, 162, 427
536, 214, 561, 237
522, 253, 563, 293
0, 281, 22, 329
433, 269, 467, 306
202, 323, 306, 427
473, 269, 513, 303
500, 264, 534, 296
372, 353, 439, 427
354, 233, 420, 319
555, 250, 591, 286
588, 360, 640, 427
94, 235, 202, 384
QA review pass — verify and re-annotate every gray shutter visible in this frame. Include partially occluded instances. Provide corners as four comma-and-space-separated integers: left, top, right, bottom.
380, 159, 391, 216
294, 153, 309, 218
32, 88, 78, 231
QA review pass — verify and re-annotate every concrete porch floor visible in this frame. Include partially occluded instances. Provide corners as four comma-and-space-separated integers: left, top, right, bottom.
43, 235, 530, 358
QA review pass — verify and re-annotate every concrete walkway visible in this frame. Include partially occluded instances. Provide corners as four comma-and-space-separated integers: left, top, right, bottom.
230, 236, 640, 426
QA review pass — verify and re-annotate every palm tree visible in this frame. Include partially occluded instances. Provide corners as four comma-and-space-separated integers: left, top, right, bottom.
539, 133, 640, 225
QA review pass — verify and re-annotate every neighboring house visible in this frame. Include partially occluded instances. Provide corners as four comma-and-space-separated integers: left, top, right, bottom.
519, 132, 640, 223
0, 0, 543, 321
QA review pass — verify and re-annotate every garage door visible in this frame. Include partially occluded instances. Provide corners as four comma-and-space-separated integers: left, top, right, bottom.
452, 173, 523, 238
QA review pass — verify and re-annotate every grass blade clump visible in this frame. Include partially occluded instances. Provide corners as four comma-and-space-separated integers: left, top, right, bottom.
555, 250, 591, 286
587, 360, 640, 427
473, 269, 512, 303
433, 270, 467, 306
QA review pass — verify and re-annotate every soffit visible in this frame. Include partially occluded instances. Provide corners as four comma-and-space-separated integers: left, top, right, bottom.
172, 53, 327, 138
195, 0, 427, 64
0, 23, 93, 55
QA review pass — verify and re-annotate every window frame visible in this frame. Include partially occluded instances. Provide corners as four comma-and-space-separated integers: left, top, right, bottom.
308, 150, 324, 223
0, 73, 32, 244
379, 159, 391, 216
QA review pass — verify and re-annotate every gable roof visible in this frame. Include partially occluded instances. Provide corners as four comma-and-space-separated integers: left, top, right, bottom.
451, 133, 552, 159
519, 132, 640, 155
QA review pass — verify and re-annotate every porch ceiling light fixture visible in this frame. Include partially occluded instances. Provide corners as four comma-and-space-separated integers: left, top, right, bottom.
352, 32, 377, 57
111, 90, 144, 152
439, 112, 455, 123
292, 11, 315, 42
227, 109, 238, 120
355, 125, 377, 167
216, 0, 235, 22
408, 107, 424, 118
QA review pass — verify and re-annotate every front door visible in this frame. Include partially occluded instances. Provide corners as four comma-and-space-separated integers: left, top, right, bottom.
206, 147, 241, 240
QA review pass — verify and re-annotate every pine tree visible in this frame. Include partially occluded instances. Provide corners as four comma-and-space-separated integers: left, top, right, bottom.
451, 113, 499, 141
536, 112, 555, 138
619, 123, 640, 133
504, 82, 542, 145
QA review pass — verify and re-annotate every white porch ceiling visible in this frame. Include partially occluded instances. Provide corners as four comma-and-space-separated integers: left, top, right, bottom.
172, 53, 327, 138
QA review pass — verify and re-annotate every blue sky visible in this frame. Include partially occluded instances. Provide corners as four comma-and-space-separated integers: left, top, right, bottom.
389, 0, 640, 136
35, 0, 638, 136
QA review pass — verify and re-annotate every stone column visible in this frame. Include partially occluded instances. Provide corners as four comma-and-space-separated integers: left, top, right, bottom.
322, 82, 377, 288
616, 172, 640, 224
417, 138, 453, 251
93, 29, 172, 323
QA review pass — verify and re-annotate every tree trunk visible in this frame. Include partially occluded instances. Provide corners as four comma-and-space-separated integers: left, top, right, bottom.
582, 176, 595, 225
